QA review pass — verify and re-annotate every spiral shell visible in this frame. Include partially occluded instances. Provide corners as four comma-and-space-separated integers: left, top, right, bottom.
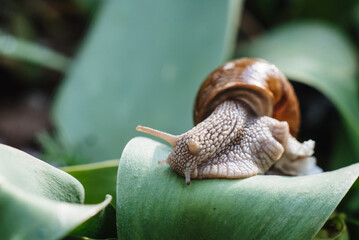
193, 58, 300, 136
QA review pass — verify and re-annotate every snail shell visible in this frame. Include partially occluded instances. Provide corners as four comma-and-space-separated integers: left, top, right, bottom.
137, 58, 319, 185
194, 58, 300, 136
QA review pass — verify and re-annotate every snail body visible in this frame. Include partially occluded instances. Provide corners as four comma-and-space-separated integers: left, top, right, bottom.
137, 58, 319, 185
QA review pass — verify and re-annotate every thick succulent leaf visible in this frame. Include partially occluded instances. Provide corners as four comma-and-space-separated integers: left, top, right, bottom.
0, 181, 112, 240
117, 137, 359, 240
0, 144, 84, 203
239, 22, 359, 226
62, 160, 119, 205
239, 22, 359, 144
0, 144, 114, 240
70, 203, 117, 239
0, 29, 69, 72
53, 0, 244, 163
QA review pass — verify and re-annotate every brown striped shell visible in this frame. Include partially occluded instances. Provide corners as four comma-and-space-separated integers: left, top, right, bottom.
193, 58, 300, 136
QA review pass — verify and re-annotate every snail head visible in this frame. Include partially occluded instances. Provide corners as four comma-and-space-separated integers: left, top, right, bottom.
136, 125, 202, 185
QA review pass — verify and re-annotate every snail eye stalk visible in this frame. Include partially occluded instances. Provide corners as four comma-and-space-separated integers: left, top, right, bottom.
136, 125, 178, 147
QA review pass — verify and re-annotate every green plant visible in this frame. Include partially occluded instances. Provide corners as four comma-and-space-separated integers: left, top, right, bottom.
1, 0, 359, 239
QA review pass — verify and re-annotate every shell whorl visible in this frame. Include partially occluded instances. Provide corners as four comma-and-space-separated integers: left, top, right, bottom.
193, 58, 300, 136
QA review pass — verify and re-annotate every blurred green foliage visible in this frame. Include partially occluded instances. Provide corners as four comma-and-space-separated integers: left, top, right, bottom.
0, 30, 70, 72
239, 21, 359, 166
52, 0, 243, 163
0, 0, 359, 239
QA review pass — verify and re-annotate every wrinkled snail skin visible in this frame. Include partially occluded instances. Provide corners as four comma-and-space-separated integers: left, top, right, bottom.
137, 58, 320, 185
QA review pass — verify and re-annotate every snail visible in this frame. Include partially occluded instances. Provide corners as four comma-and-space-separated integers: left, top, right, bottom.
137, 58, 320, 185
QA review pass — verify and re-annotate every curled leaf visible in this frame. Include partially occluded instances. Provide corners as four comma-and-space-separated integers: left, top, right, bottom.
0, 144, 114, 240
117, 137, 359, 240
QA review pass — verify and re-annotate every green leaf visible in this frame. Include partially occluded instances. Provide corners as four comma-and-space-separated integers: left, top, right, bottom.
314, 214, 349, 240
0, 185, 112, 240
117, 137, 359, 240
238, 21, 359, 147
0, 144, 114, 240
238, 23, 359, 227
53, 0, 244, 163
70, 203, 117, 239
329, 126, 359, 238
0, 29, 70, 72
0, 144, 84, 203
62, 160, 119, 206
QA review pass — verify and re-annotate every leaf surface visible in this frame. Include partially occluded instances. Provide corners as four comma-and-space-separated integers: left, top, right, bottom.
0, 144, 114, 240
62, 160, 119, 206
239, 22, 359, 144
53, 0, 244, 163
0, 144, 84, 203
117, 137, 359, 240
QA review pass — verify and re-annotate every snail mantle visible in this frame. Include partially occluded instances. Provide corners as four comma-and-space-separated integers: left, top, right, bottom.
137, 58, 321, 185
